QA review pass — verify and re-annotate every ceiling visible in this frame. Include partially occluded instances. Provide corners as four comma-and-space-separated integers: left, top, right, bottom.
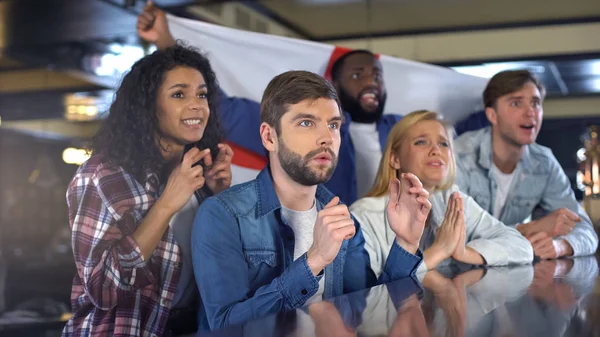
446, 57, 600, 98
252, 0, 600, 40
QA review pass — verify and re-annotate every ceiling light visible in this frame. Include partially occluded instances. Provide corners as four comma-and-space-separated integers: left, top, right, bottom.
451, 62, 545, 79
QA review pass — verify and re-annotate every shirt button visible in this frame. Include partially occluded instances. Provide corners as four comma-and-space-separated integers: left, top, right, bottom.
301, 289, 308, 295
161, 299, 169, 306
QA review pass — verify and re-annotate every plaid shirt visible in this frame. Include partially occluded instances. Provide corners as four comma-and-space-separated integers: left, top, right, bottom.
62, 155, 181, 337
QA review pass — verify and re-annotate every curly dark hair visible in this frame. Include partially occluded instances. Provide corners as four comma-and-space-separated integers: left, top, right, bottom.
91, 45, 223, 183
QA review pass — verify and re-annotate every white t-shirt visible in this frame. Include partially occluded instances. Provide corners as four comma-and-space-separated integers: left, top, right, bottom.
281, 202, 324, 304
492, 164, 516, 219
169, 195, 200, 308
349, 122, 383, 199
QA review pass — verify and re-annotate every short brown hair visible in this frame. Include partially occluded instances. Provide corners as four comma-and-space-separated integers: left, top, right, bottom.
260, 70, 341, 134
483, 70, 546, 108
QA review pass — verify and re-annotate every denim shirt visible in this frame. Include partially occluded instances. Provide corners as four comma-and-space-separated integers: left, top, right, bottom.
217, 88, 402, 205
191, 167, 423, 331
454, 127, 598, 257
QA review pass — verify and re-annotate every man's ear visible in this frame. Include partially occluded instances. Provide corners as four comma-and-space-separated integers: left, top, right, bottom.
260, 122, 278, 153
485, 106, 498, 126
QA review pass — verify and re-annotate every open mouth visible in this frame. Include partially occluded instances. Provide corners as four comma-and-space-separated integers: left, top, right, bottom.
426, 160, 445, 168
519, 124, 535, 130
358, 89, 379, 109
312, 152, 332, 164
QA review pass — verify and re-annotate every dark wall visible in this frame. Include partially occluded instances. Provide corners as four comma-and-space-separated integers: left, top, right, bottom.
0, 130, 77, 260
535, 117, 598, 201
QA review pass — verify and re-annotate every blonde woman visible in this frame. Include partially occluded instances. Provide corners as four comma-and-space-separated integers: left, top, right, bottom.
350, 110, 533, 276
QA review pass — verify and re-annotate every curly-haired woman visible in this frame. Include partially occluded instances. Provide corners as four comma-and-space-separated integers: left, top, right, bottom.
62, 45, 233, 337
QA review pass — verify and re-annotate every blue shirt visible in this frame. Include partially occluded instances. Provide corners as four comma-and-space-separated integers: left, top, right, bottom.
217, 88, 402, 205
454, 127, 598, 257
191, 167, 423, 331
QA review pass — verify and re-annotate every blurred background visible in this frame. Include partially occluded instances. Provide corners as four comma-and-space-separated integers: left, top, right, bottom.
0, 0, 599, 334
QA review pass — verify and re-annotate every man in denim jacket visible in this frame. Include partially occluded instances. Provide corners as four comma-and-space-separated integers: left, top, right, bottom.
191, 70, 430, 332
454, 70, 598, 259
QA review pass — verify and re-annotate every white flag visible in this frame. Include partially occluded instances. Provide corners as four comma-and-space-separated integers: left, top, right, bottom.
167, 15, 487, 185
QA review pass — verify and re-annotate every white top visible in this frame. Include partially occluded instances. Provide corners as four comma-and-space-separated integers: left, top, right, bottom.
492, 163, 516, 218
281, 203, 324, 304
349, 184, 534, 276
169, 195, 200, 308
349, 122, 382, 199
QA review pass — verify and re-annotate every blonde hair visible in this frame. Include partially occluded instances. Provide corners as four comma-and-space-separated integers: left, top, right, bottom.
366, 110, 457, 197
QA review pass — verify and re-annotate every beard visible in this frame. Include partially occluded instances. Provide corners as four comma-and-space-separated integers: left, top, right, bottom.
278, 138, 338, 186
338, 86, 387, 124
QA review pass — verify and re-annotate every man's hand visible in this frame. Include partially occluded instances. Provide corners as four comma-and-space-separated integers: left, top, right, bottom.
519, 208, 580, 237
528, 232, 558, 259
307, 197, 355, 276
136, 1, 176, 49
387, 173, 431, 254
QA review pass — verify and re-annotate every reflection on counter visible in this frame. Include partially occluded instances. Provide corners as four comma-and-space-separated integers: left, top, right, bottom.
195, 257, 599, 337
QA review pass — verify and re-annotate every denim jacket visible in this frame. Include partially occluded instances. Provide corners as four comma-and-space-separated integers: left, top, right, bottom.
191, 167, 423, 331
454, 127, 598, 257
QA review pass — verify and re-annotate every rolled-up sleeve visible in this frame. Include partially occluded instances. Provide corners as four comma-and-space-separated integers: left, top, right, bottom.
541, 156, 598, 257
67, 168, 156, 310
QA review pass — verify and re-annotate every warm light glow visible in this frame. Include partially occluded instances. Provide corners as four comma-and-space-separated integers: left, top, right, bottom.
62, 148, 90, 165
585, 162, 592, 196
86, 106, 98, 116
577, 171, 585, 191
65, 104, 99, 121
592, 160, 599, 195
577, 148, 587, 162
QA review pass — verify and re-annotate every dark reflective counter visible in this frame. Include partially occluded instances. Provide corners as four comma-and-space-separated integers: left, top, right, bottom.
3, 256, 598, 337
0, 256, 74, 336
195, 257, 600, 337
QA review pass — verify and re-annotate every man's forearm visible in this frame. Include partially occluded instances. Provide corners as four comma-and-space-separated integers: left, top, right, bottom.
516, 221, 536, 237
155, 35, 177, 50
